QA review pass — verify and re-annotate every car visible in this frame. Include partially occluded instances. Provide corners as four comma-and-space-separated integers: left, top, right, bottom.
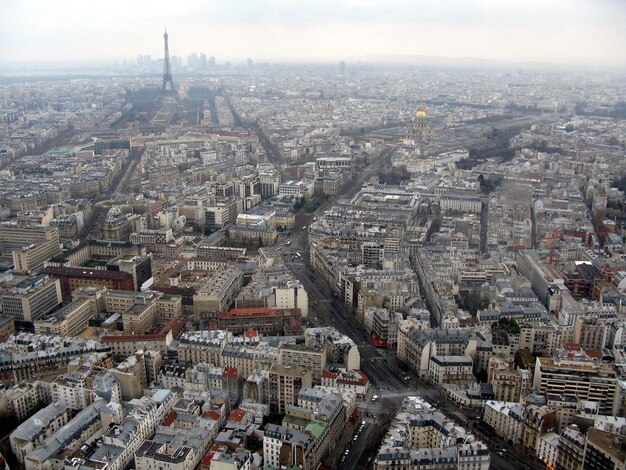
302, 225, 307, 230
362, 420, 366, 425
344, 450, 349, 455
372, 395, 379, 401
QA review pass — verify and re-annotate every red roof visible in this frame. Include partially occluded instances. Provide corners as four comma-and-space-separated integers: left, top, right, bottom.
202, 410, 221, 421
322, 370, 338, 379
201, 450, 214, 466
102, 331, 169, 342
223, 367, 238, 379
564, 342, 580, 351
217, 307, 301, 319
337, 370, 369, 386
159, 318, 186, 337
162, 411, 177, 427
227, 408, 247, 423
245, 329, 258, 338
585, 349, 602, 359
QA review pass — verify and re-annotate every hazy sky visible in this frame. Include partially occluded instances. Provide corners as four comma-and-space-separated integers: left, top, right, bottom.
1, 0, 625, 67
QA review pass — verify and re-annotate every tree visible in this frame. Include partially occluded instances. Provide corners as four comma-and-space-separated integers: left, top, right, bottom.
379, 165, 410, 185
496, 317, 520, 335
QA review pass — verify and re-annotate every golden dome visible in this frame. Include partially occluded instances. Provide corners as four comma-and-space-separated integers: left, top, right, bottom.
415, 104, 426, 119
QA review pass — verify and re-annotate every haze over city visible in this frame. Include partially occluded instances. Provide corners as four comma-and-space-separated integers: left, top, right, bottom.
1, 2, 626, 470
1, 0, 625, 67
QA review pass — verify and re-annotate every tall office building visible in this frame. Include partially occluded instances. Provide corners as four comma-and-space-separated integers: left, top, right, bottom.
0, 224, 60, 264
269, 364, 312, 413
187, 52, 198, 68
533, 349, 618, 415
583, 428, 626, 470
199, 53, 207, 69
1, 275, 62, 322
12, 238, 62, 274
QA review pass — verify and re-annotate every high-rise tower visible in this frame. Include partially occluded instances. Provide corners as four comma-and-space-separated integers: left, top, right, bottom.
161, 29, 176, 95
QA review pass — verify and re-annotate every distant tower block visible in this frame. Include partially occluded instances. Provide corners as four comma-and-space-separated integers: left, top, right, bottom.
339, 61, 346, 75
406, 104, 430, 150
161, 29, 176, 96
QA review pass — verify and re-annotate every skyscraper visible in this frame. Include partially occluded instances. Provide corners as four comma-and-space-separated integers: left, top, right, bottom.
188, 53, 198, 68
339, 61, 346, 75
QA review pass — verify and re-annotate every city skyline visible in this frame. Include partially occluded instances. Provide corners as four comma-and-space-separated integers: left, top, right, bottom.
1, 0, 625, 68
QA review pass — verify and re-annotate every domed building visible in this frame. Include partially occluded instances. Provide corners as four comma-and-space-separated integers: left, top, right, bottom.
406, 104, 431, 150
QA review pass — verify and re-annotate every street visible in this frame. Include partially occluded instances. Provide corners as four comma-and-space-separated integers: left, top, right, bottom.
246, 122, 540, 470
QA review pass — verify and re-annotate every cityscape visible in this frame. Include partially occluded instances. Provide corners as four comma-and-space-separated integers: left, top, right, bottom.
1, 2, 626, 470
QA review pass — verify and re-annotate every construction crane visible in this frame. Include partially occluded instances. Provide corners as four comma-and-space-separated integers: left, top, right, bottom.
540, 231, 562, 264
585, 230, 607, 248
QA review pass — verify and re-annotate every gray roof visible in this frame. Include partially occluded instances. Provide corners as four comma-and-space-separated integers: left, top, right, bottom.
11, 402, 68, 443
26, 400, 110, 464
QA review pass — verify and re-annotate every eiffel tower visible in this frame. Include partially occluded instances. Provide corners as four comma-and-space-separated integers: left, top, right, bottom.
161, 28, 177, 97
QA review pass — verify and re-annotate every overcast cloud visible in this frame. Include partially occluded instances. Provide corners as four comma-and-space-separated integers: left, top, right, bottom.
0, 0, 624, 66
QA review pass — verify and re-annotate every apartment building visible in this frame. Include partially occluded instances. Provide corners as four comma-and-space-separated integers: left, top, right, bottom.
374, 396, 490, 470
483, 401, 524, 445
487, 356, 532, 403
177, 330, 230, 366
193, 267, 243, 322
428, 356, 474, 385
25, 400, 122, 470
0, 333, 113, 385
0, 315, 15, 341
519, 404, 557, 453
1, 381, 48, 421
533, 349, 618, 415
397, 325, 477, 377
33, 296, 96, 337
135, 441, 196, 470
10, 402, 70, 464
280, 344, 326, 386
102, 330, 174, 358
264, 424, 315, 470
583, 428, 626, 470
269, 364, 313, 414
283, 388, 346, 467
558, 424, 586, 470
